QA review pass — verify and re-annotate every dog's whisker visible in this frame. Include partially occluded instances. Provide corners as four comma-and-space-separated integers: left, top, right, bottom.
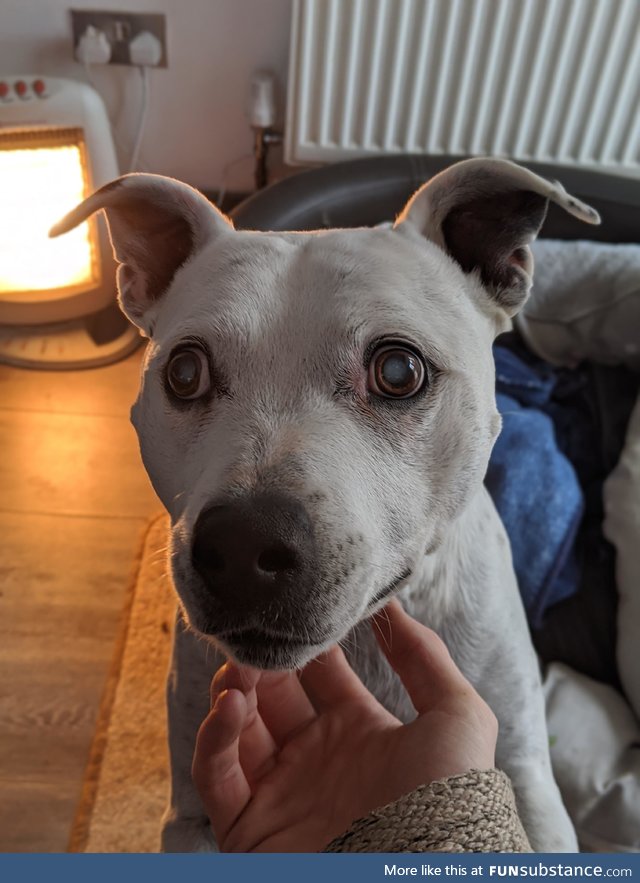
147, 545, 170, 561
338, 630, 358, 658
148, 552, 170, 567
371, 608, 392, 655
147, 575, 171, 592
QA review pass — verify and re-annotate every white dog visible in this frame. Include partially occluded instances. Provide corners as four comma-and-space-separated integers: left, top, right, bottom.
52, 158, 599, 852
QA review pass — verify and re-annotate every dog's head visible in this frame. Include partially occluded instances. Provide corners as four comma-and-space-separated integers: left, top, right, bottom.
52, 159, 598, 668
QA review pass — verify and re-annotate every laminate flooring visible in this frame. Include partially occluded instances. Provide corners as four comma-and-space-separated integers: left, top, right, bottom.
0, 345, 160, 852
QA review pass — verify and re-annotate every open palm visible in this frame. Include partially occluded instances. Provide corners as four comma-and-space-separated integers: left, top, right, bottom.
192, 600, 497, 853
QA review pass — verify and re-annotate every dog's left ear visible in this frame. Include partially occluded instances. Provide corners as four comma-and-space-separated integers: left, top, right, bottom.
50, 173, 232, 334
395, 158, 600, 316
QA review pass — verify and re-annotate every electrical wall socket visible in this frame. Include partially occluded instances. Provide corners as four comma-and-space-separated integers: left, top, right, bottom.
70, 10, 168, 67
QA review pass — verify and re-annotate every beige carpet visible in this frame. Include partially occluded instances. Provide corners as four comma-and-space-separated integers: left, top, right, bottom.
69, 512, 175, 853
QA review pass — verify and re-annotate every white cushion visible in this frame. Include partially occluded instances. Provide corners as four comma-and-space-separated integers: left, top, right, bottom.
544, 663, 640, 853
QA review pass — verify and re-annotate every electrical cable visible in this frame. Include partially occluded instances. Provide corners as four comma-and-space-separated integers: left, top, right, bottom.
216, 153, 253, 208
82, 61, 146, 172
83, 59, 99, 92
129, 65, 150, 173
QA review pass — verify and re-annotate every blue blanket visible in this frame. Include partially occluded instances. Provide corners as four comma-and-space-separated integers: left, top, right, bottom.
486, 345, 583, 627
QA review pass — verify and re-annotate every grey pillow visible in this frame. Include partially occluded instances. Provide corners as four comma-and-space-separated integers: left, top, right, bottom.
517, 240, 640, 371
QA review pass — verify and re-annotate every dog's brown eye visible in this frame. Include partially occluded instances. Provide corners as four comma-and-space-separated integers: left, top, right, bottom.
166, 349, 209, 399
368, 344, 426, 399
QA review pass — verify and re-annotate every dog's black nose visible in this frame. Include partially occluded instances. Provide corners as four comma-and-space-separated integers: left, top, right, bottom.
191, 492, 316, 613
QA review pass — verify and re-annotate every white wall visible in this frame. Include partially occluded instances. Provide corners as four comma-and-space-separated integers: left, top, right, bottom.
0, 0, 292, 192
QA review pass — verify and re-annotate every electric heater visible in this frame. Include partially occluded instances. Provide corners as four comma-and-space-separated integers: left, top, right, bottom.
0, 75, 139, 369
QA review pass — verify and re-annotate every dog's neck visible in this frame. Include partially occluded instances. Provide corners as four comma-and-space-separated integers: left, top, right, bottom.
347, 486, 507, 721
401, 486, 507, 634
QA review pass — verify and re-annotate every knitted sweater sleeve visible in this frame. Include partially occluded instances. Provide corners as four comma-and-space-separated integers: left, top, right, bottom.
323, 769, 532, 853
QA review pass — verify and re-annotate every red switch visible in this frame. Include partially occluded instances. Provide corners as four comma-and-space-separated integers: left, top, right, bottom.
0, 82, 9, 99
33, 78, 46, 96
15, 80, 28, 97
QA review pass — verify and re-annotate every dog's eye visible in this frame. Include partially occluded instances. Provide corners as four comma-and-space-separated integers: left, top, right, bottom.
166, 348, 209, 399
368, 344, 426, 399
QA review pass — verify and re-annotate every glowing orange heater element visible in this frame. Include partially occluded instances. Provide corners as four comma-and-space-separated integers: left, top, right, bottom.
0, 127, 100, 297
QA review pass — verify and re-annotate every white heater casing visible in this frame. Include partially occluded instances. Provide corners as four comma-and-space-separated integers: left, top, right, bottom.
0, 76, 119, 326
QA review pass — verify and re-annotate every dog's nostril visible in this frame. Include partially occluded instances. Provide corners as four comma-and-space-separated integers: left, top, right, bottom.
194, 547, 225, 572
257, 545, 298, 573
208, 549, 225, 571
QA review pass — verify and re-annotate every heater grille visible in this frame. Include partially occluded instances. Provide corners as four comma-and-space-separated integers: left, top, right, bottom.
0, 125, 84, 149
0, 125, 99, 298
285, 0, 640, 174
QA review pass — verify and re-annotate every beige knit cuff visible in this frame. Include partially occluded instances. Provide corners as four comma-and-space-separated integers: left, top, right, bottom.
324, 768, 532, 853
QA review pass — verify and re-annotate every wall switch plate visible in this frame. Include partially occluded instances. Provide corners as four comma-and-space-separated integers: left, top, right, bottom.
70, 10, 168, 67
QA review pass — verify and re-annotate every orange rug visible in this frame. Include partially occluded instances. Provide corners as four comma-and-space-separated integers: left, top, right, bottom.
68, 512, 174, 853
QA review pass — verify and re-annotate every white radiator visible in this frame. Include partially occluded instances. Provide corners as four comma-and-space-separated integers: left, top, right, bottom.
285, 0, 640, 175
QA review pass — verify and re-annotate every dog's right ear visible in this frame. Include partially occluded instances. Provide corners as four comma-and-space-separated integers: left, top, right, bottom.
50, 173, 232, 335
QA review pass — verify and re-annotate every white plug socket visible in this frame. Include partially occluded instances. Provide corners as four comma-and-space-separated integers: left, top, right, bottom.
129, 30, 163, 66
75, 25, 112, 65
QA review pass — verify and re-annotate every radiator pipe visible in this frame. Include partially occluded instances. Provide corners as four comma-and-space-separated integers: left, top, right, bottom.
253, 127, 282, 191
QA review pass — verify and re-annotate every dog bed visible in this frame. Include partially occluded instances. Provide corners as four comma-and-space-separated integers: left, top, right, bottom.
231, 156, 640, 852
523, 239, 640, 853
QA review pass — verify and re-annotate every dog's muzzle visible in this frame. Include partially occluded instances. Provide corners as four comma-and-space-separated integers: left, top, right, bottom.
190, 491, 321, 649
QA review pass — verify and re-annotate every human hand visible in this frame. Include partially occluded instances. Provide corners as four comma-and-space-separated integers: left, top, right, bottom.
192, 599, 498, 852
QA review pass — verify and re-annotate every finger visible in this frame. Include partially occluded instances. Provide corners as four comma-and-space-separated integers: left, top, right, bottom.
210, 662, 278, 784
210, 661, 260, 707
192, 688, 251, 844
373, 599, 476, 713
299, 644, 376, 712
255, 670, 317, 745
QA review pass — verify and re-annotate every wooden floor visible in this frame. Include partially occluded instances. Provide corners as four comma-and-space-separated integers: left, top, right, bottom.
0, 345, 160, 852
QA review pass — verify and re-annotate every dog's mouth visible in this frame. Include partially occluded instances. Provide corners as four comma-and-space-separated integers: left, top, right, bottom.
184, 564, 413, 670
213, 627, 326, 670
368, 566, 412, 609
